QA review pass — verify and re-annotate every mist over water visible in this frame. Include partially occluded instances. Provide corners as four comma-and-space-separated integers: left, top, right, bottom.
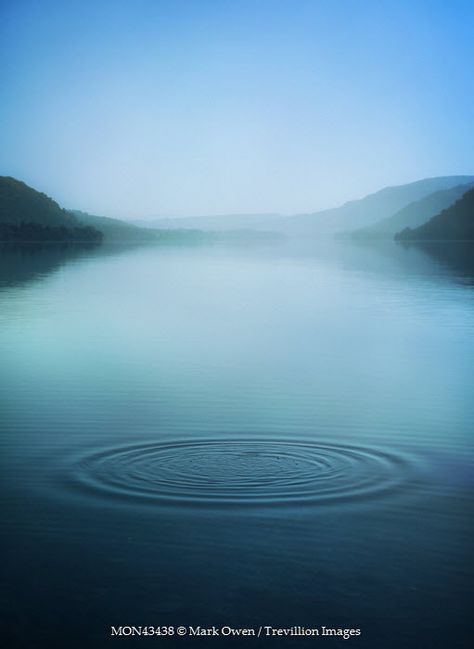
1, 239, 473, 647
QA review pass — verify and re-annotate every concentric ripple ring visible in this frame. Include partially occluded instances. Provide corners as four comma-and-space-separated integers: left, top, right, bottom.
64, 438, 414, 508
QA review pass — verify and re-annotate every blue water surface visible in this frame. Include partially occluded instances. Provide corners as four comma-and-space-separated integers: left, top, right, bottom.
1, 239, 472, 647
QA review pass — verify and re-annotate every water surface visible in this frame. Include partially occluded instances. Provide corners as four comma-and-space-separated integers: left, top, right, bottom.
1, 239, 472, 647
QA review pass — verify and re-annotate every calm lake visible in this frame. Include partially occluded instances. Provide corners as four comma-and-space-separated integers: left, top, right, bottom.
1, 239, 473, 648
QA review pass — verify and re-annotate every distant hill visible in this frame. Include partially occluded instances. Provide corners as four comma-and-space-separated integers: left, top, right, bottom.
129, 213, 284, 232
396, 187, 474, 241
131, 177, 474, 236
4, 174, 473, 243
283, 176, 474, 235
70, 210, 159, 242
72, 211, 283, 244
350, 182, 474, 238
0, 176, 277, 244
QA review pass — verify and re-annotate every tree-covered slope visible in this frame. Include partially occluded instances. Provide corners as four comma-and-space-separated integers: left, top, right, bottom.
0, 177, 102, 241
0, 177, 163, 242
0, 176, 79, 227
396, 187, 474, 241
351, 182, 474, 238
0, 222, 102, 242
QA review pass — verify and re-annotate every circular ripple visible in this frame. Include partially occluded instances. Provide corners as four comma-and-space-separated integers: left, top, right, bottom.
64, 438, 414, 508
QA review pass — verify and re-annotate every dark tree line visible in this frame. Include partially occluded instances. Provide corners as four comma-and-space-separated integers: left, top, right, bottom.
0, 221, 103, 242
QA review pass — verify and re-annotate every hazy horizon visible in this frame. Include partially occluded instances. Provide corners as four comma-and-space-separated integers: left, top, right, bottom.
1, 0, 474, 219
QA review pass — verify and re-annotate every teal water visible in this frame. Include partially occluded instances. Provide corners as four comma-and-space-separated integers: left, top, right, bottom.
1, 240, 473, 647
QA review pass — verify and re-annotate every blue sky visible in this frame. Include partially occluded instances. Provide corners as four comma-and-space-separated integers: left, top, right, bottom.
1, 0, 473, 218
